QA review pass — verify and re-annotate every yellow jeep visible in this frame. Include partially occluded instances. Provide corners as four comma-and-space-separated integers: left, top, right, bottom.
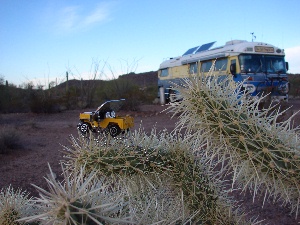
77, 99, 134, 137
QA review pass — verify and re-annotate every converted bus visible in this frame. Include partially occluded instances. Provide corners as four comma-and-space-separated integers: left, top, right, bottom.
158, 40, 289, 104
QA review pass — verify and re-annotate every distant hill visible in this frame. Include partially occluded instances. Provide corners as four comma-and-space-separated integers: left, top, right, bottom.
55, 71, 158, 91
119, 71, 158, 87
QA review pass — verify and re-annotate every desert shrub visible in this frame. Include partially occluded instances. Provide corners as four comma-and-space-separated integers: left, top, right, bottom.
288, 74, 300, 97
0, 128, 22, 154
121, 87, 143, 111
96, 79, 144, 111
0, 84, 29, 113
138, 85, 158, 104
62, 86, 84, 110
29, 90, 60, 113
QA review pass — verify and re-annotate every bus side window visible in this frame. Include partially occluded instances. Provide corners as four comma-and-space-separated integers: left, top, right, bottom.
160, 68, 169, 77
189, 62, 198, 74
230, 59, 236, 76
215, 58, 228, 71
201, 61, 212, 73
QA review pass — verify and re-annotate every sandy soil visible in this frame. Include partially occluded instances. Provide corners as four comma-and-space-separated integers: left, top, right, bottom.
1, 101, 300, 224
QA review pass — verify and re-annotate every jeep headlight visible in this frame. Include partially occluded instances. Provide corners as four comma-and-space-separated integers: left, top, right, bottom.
243, 84, 256, 94
106, 111, 116, 118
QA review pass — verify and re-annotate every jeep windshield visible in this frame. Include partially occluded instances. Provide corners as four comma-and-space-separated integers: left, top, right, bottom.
239, 54, 286, 75
96, 99, 125, 112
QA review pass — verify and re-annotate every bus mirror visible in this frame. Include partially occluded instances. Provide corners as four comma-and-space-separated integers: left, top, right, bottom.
286, 62, 289, 71
230, 63, 236, 75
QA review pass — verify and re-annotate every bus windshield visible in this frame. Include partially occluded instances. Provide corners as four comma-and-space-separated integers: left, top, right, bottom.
239, 54, 286, 74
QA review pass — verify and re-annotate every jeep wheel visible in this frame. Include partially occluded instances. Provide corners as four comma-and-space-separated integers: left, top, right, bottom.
78, 123, 89, 134
108, 124, 121, 137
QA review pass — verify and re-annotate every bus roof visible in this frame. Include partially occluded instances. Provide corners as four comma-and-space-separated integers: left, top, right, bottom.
159, 40, 285, 69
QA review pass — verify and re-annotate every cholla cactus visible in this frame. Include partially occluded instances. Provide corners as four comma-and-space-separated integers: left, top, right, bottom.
0, 186, 36, 225
122, 173, 192, 224
63, 129, 252, 224
168, 74, 300, 217
20, 164, 131, 225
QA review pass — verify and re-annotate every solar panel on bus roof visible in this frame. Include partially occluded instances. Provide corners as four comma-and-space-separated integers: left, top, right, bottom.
183, 46, 199, 56
195, 41, 215, 53
182, 42, 216, 56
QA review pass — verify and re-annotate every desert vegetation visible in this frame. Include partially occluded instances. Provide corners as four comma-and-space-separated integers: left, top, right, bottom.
288, 74, 300, 98
1, 71, 300, 224
1, 73, 300, 114
0, 70, 158, 114
0, 128, 22, 154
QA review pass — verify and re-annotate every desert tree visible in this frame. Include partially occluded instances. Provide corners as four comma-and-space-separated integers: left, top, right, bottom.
66, 58, 107, 108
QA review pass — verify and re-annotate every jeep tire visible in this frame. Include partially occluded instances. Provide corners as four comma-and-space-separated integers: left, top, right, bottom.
108, 124, 121, 137
78, 123, 89, 134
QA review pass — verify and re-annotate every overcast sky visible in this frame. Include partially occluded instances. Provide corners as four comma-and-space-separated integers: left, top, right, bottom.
1, 0, 300, 87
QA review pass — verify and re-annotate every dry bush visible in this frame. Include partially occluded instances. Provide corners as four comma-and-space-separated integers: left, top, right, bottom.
0, 128, 23, 154
288, 74, 300, 98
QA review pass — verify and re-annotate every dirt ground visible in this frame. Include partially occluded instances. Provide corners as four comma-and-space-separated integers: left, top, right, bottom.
1, 100, 300, 224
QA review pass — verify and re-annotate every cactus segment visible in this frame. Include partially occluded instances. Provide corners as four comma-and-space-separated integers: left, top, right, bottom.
168, 74, 300, 216
0, 186, 36, 225
62, 129, 253, 224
